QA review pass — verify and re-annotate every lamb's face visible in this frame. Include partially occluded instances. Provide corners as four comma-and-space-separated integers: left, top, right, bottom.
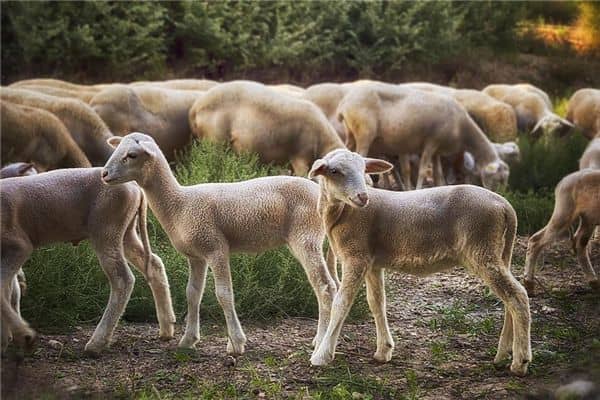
102, 132, 157, 185
481, 160, 509, 192
309, 149, 393, 208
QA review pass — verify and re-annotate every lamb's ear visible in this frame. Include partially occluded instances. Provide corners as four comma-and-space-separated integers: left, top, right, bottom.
463, 152, 476, 172
308, 159, 328, 179
139, 141, 156, 158
107, 136, 122, 148
484, 161, 500, 174
364, 158, 393, 174
18, 163, 36, 175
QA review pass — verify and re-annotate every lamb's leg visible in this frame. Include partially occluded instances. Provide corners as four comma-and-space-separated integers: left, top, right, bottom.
398, 155, 413, 190
179, 257, 208, 349
326, 247, 340, 291
574, 218, 599, 289
416, 144, 436, 189
85, 244, 135, 356
433, 155, 446, 187
494, 308, 514, 365
481, 265, 531, 376
311, 261, 367, 366
289, 239, 337, 349
10, 275, 21, 317
208, 253, 247, 355
123, 229, 176, 340
365, 268, 394, 362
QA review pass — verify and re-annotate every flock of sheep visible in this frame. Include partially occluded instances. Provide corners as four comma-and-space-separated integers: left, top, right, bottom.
1, 78, 599, 379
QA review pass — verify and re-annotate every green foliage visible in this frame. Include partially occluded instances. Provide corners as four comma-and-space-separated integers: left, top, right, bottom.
21, 141, 367, 330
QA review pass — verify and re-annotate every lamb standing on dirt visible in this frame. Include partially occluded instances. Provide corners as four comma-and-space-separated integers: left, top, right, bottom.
91, 85, 202, 160
307, 149, 532, 376
1, 100, 91, 170
0, 168, 175, 354
102, 133, 338, 353
1, 87, 114, 166
524, 169, 600, 294
567, 88, 600, 140
337, 82, 509, 190
483, 84, 574, 137
188, 81, 345, 175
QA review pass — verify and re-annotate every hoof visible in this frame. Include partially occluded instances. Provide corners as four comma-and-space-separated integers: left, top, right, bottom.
310, 349, 334, 366
226, 338, 246, 356
13, 329, 37, 353
510, 360, 529, 377
178, 336, 198, 349
373, 349, 393, 363
524, 280, 535, 297
159, 323, 175, 341
84, 344, 104, 358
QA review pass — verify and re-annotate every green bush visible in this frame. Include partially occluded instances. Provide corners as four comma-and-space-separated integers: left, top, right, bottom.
21, 141, 368, 331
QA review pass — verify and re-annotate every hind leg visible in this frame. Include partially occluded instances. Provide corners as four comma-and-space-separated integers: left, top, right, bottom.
525, 223, 569, 295
179, 257, 208, 349
123, 227, 176, 340
574, 218, 599, 289
365, 268, 394, 362
493, 308, 514, 364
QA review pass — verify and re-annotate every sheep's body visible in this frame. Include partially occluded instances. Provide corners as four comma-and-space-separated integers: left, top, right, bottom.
10, 78, 103, 93
1, 100, 91, 170
567, 88, 600, 139
188, 81, 344, 175
580, 138, 600, 170
337, 82, 508, 190
0, 168, 175, 354
303, 83, 350, 141
524, 169, 600, 294
1, 88, 114, 166
102, 133, 338, 355
9, 83, 98, 103
130, 79, 218, 91
483, 84, 573, 137
91, 85, 201, 160
308, 149, 531, 376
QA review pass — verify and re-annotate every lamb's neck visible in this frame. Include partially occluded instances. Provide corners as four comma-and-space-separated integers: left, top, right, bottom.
140, 158, 185, 226
462, 121, 498, 167
318, 185, 346, 237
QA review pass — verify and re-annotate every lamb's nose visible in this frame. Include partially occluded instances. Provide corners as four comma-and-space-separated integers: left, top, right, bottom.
357, 192, 368, 204
101, 169, 108, 178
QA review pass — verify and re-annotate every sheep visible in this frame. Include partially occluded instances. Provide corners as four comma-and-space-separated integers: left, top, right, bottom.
101, 132, 338, 354
1, 87, 114, 166
0, 167, 176, 355
303, 83, 350, 141
8, 84, 98, 103
307, 149, 532, 376
1, 100, 91, 170
580, 138, 600, 170
130, 79, 218, 91
524, 169, 600, 295
483, 84, 574, 138
90, 85, 202, 160
337, 82, 509, 191
399, 83, 519, 142
567, 88, 600, 140
10, 78, 103, 93
188, 81, 345, 176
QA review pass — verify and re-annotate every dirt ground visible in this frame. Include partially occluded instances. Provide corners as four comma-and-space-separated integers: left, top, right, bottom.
2, 237, 599, 399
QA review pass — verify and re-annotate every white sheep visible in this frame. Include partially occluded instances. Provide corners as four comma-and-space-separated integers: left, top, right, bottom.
1, 168, 175, 355
101, 132, 338, 354
308, 149, 532, 376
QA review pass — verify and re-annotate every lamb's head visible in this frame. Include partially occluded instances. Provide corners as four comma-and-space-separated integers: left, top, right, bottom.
102, 132, 159, 186
309, 149, 393, 208
494, 141, 521, 165
0, 162, 38, 179
531, 114, 574, 138
480, 159, 509, 192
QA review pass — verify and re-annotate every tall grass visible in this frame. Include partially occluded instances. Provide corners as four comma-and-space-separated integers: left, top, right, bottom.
21, 141, 367, 331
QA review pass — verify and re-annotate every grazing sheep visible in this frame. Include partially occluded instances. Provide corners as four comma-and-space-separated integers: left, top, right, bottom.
130, 79, 218, 91
188, 81, 345, 175
399, 83, 519, 142
483, 84, 574, 137
567, 88, 600, 140
0, 168, 175, 354
308, 149, 532, 376
10, 78, 103, 93
8, 84, 98, 103
580, 138, 600, 170
524, 169, 600, 294
303, 83, 350, 141
1, 100, 91, 170
1, 87, 114, 166
102, 132, 338, 354
337, 82, 509, 191
90, 85, 202, 160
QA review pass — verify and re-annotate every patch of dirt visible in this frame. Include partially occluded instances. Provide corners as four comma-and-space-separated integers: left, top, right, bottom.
2, 237, 599, 399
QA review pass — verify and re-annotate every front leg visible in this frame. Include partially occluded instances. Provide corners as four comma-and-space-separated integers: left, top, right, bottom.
311, 260, 367, 366
179, 258, 208, 349
416, 144, 436, 189
365, 268, 394, 362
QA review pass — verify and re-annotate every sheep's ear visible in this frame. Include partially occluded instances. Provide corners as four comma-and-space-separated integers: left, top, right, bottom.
484, 162, 500, 174
308, 159, 328, 179
18, 163, 36, 175
463, 152, 476, 172
364, 158, 393, 174
139, 141, 156, 158
107, 136, 122, 148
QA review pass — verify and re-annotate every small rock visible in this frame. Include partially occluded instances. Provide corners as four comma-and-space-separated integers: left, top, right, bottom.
541, 305, 557, 313
352, 392, 366, 399
224, 355, 236, 367
48, 339, 63, 350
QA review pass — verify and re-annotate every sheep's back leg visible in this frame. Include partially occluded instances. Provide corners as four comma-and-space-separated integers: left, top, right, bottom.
574, 218, 599, 289
416, 144, 436, 189
365, 268, 394, 362
179, 257, 208, 349
398, 155, 412, 190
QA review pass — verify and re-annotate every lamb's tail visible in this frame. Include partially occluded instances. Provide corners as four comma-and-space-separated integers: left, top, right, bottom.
137, 190, 151, 273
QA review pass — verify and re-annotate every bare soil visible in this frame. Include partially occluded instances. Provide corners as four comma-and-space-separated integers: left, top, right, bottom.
2, 237, 599, 399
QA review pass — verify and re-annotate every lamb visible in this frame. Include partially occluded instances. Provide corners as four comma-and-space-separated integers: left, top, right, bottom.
483, 84, 574, 137
1, 100, 91, 170
0, 168, 175, 354
567, 88, 600, 140
307, 149, 532, 376
337, 82, 509, 191
580, 138, 600, 170
102, 132, 338, 354
90, 85, 202, 160
1, 87, 114, 166
130, 79, 218, 91
524, 169, 600, 295
188, 81, 345, 175
8, 84, 98, 103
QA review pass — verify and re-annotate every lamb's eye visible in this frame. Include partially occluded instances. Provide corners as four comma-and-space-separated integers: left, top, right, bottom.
330, 168, 338, 174
127, 152, 137, 159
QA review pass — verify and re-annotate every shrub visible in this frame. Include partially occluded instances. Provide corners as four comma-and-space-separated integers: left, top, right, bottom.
21, 141, 367, 331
